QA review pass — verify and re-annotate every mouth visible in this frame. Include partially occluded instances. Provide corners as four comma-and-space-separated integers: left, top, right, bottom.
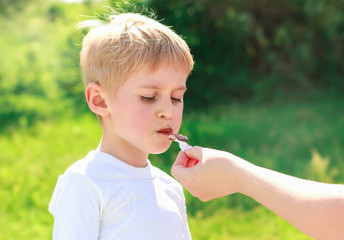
157, 128, 173, 136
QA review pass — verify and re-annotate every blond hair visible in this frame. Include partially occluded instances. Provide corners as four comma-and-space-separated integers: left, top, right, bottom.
79, 12, 194, 94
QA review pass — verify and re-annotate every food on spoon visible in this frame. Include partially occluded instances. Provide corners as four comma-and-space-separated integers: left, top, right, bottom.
169, 133, 196, 165
168, 133, 189, 142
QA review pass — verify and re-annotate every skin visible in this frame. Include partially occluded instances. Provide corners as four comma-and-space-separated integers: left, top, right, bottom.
172, 146, 344, 240
85, 62, 188, 167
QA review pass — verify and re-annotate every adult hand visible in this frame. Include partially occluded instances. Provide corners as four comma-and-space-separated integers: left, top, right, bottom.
172, 146, 344, 240
171, 146, 245, 201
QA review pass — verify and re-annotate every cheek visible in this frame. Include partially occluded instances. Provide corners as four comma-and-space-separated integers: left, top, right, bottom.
173, 109, 183, 132
127, 107, 153, 133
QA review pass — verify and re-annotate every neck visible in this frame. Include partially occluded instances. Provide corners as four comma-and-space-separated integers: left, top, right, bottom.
98, 135, 148, 168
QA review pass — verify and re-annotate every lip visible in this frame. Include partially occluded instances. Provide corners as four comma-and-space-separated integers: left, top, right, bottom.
157, 127, 173, 135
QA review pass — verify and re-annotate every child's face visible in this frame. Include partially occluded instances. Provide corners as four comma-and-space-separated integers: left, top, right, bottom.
104, 62, 188, 157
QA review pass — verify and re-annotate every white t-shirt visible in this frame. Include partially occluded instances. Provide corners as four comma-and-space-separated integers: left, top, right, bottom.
49, 150, 192, 240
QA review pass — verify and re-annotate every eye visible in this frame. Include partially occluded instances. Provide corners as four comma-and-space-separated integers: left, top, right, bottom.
171, 97, 182, 103
141, 96, 156, 102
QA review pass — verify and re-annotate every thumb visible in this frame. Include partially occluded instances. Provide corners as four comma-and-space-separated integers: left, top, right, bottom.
173, 150, 189, 168
183, 146, 203, 164
171, 146, 203, 180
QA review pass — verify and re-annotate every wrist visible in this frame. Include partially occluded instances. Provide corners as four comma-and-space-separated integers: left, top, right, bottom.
226, 152, 255, 196
217, 151, 249, 195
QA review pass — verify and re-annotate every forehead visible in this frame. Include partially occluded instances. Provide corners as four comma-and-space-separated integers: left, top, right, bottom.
126, 62, 188, 89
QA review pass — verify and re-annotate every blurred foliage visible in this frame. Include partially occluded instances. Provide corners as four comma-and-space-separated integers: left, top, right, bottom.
147, 0, 344, 107
0, 1, 95, 129
0, 0, 35, 15
1, 0, 344, 126
306, 148, 339, 183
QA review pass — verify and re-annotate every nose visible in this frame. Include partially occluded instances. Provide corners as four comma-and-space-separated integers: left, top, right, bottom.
156, 97, 174, 120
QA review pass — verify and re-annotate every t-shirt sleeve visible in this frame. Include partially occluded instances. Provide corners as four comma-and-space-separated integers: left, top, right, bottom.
49, 172, 102, 240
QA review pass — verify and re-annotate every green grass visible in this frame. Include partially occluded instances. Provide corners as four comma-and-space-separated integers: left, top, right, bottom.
1, 99, 342, 239
0, 114, 102, 239
189, 207, 312, 240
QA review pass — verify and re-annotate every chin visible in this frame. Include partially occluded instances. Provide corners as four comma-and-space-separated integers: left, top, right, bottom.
149, 143, 171, 154
150, 150, 167, 155
150, 148, 169, 154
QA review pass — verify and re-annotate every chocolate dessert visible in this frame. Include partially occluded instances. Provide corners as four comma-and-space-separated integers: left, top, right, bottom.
168, 133, 189, 142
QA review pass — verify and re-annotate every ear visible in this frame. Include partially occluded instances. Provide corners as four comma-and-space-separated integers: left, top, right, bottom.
85, 82, 109, 116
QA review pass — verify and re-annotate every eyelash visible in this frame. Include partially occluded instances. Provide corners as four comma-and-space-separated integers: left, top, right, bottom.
171, 97, 182, 103
140, 96, 182, 103
141, 96, 156, 102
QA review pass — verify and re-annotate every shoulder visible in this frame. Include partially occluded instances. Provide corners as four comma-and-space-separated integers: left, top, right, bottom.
52, 162, 102, 202
49, 171, 103, 216
62, 150, 109, 181
65, 151, 96, 174
50, 151, 105, 205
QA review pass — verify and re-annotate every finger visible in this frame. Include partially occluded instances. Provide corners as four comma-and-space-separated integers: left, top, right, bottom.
183, 146, 203, 163
173, 151, 189, 168
186, 158, 199, 168
171, 151, 190, 179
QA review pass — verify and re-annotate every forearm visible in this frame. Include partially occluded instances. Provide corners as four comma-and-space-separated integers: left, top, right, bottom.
173, 147, 344, 239
236, 160, 344, 239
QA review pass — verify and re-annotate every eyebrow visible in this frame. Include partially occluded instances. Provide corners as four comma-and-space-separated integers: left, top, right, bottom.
139, 84, 187, 91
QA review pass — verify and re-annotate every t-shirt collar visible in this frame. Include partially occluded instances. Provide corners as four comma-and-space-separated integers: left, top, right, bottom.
87, 150, 155, 179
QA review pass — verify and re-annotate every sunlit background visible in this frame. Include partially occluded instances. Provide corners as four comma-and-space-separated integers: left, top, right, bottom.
1, 0, 343, 239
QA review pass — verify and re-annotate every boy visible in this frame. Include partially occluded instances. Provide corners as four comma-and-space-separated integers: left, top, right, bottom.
49, 12, 194, 240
